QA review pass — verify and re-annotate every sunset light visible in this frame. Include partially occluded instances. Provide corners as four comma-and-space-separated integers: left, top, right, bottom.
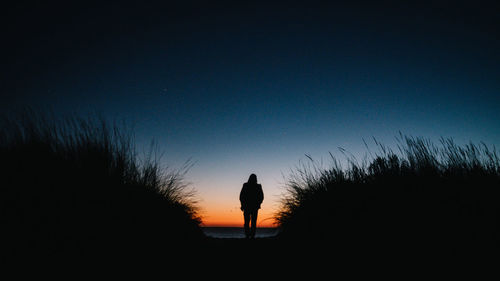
2, 0, 499, 265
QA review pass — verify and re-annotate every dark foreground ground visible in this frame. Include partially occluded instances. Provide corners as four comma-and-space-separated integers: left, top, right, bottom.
202, 237, 280, 257
193, 237, 495, 276
6, 235, 496, 277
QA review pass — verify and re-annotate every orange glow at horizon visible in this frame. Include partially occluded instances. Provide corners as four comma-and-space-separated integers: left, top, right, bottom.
192, 169, 281, 228
200, 205, 277, 228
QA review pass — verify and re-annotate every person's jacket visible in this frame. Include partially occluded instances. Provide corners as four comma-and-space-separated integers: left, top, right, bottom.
239, 183, 264, 211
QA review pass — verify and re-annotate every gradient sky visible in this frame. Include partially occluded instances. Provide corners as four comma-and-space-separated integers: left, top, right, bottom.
2, 1, 499, 226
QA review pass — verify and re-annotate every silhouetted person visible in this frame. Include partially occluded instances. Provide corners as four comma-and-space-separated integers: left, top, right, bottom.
239, 174, 264, 239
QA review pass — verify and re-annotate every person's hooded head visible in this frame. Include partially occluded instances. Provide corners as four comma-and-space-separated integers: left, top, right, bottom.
248, 174, 257, 185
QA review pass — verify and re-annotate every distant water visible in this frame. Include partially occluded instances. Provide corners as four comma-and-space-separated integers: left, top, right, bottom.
202, 227, 278, 239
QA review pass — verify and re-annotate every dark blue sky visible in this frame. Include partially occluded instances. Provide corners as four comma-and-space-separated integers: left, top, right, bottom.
2, 1, 499, 224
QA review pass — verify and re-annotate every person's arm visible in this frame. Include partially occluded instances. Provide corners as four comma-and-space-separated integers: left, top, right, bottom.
258, 184, 264, 204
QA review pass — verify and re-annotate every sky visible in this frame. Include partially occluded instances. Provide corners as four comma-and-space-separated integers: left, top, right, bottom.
2, 1, 499, 226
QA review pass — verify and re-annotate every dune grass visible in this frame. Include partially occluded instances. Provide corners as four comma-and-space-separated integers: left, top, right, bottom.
276, 134, 499, 255
0, 111, 203, 257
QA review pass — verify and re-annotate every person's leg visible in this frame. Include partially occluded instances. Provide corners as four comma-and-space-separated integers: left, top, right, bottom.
243, 210, 251, 238
250, 210, 258, 238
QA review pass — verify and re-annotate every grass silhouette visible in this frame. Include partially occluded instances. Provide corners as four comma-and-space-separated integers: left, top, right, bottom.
0, 110, 203, 259
275, 134, 499, 256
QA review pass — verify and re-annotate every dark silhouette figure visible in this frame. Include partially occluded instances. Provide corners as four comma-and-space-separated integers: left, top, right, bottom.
239, 174, 264, 238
